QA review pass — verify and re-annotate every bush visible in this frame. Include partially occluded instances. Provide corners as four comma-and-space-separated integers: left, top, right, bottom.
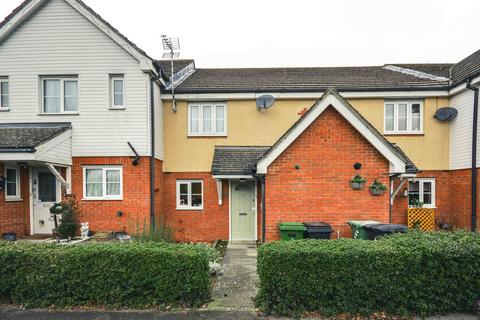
50, 197, 79, 239
0, 241, 214, 308
256, 231, 480, 317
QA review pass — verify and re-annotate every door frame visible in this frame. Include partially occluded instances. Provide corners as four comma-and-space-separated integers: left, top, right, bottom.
30, 166, 62, 235
228, 179, 257, 241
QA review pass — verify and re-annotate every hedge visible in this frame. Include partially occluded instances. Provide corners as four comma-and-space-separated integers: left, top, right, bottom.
0, 241, 214, 308
256, 231, 480, 316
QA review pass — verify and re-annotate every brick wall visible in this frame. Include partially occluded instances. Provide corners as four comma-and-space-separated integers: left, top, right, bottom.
0, 163, 30, 235
264, 106, 391, 241
163, 172, 229, 242
449, 168, 480, 230
71, 157, 151, 233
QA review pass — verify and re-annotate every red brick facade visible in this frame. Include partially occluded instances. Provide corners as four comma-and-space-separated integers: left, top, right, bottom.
264, 106, 391, 240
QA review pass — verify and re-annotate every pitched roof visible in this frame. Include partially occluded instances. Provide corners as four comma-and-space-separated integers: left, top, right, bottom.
211, 146, 270, 176
388, 63, 453, 78
0, 122, 71, 152
156, 59, 195, 78
256, 89, 416, 174
168, 64, 452, 94
451, 49, 480, 86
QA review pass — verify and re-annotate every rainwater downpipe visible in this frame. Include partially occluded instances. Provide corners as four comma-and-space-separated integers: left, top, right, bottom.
466, 78, 478, 232
149, 73, 162, 230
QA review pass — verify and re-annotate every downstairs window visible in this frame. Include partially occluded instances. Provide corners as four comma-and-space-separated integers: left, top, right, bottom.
408, 178, 435, 208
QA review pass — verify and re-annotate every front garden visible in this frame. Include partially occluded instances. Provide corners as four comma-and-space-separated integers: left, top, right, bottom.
256, 231, 480, 317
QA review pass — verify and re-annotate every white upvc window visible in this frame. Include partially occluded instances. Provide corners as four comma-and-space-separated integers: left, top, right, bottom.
110, 75, 124, 109
176, 180, 203, 210
408, 178, 435, 208
188, 103, 227, 136
41, 77, 78, 114
0, 78, 9, 110
83, 166, 123, 200
384, 101, 423, 134
5, 167, 21, 201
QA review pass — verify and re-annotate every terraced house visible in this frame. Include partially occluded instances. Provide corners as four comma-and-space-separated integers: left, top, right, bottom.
0, 0, 479, 242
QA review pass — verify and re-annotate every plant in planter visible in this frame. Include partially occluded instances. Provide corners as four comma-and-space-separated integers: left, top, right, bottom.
409, 197, 424, 208
350, 173, 366, 190
49, 197, 79, 239
369, 179, 386, 196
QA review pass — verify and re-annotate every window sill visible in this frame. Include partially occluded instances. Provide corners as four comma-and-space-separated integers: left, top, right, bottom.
0, 107, 10, 112
5, 198, 23, 202
82, 197, 123, 201
176, 207, 204, 211
38, 112, 79, 116
384, 132, 424, 136
188, 134, 227, 138
109, 107, 125, 110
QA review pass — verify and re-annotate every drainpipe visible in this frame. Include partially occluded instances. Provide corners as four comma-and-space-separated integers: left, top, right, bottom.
466, 79, 478, 232
149, 73, 162, 230
260, 175, 266, 243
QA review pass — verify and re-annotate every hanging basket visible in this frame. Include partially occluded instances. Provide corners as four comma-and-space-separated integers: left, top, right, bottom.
350, 181, 365, 190
369, 188, 385, 196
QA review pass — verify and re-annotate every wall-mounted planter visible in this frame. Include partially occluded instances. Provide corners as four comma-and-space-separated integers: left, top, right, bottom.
369, 188, 385, 196
350, 181, 365, 190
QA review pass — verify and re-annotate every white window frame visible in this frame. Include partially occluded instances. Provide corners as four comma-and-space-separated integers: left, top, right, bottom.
82, 166, 123, 200
188, 102, 227, 136
384, 101, 423, 134
41, 77, 79, 114
5, 166, 21, 201
0, 78, 9, 110
176, 180, 204, 210
408, 178, 436, 208
110, 75, 125, 109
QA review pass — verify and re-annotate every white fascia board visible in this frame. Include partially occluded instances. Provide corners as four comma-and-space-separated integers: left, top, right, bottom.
0, 0, 44, 43
212, 175, 254, 179
449, 74, 480, 96
162, 90, 449, 101
256, 93, 405, 174
64, 0, 155, 72
0, 152, 36, 162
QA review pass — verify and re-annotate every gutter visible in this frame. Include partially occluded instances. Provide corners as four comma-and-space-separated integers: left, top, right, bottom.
466, 78, 478, 232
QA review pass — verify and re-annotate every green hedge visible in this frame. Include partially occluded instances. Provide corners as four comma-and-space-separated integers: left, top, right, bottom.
0, 241, 214, 308
256, 231, 480, 316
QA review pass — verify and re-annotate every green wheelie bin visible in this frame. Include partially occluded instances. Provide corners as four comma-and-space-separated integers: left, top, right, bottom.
347, 220, 379, 239
279, 222, 306, 241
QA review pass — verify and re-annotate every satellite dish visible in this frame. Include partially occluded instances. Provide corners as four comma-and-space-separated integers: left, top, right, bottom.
434, 107, 458, 121
256, 95, 275, 111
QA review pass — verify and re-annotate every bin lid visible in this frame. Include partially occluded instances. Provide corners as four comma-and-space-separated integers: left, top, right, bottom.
363, 223, 408, 232
279, 222, 307, 231
303, 222, 331, 228
347, 220, 380, 227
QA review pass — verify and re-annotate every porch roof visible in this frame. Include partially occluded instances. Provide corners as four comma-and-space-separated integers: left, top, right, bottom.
0, 122, 71, 152
212, 146, 270, 176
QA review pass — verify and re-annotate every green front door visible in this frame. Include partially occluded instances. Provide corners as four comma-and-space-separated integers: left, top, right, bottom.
231, 180, 256, 241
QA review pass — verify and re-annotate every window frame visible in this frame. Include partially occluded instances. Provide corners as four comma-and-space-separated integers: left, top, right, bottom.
110, 75, 125, 109
188, 102, 227, 136
0, 78, 9, 110
41, 76, 79, 114
408, 178, 436, 208
384, 101, 423, 134
176, 180, 204, 210
82, 166, 123, 201
5, 166, 21, 201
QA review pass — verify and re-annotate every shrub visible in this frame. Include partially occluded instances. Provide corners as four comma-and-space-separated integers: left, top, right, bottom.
0, 241, 214, 308
256, 231, 480, 317
50, 197, 79, 239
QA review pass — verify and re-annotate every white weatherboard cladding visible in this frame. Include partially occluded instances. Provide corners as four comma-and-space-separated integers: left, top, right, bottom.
0, 0, 153, 157
450, 86, 480, 169
153, 82, 164, 160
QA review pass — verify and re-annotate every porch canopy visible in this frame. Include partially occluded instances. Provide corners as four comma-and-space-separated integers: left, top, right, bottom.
0, 122, 73, 191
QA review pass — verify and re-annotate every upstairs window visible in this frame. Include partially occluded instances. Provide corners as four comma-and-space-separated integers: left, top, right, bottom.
188, 103, 227, 136
384, 101, 423, 134
0, 78, 8, 109
110, 75, 124, 109
5, 167, 20, 201
42, 77, 78, 113
408, 178, 435, 208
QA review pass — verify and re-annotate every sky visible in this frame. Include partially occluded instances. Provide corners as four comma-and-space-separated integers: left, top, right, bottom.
0, 0, 479, 68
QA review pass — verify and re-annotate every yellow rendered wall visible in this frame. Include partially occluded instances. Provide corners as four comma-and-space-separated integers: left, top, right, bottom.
163, 97, 450, 172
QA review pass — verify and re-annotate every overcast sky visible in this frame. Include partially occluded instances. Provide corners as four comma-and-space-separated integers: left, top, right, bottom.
1, 0, 479, 68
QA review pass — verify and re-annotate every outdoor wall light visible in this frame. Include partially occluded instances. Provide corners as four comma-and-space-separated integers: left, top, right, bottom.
294, 164, 300, 170
403, 189, 409, 198
354, 162, 362, 170
116, 211, 123, 217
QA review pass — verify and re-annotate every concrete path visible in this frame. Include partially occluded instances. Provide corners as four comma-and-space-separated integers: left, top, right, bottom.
208, 242, 259, 311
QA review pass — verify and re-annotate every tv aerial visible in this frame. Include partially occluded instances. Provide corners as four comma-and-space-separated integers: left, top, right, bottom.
161, 35, 180, 112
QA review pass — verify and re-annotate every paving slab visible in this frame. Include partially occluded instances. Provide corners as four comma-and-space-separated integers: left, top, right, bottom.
208, 242, 259, 311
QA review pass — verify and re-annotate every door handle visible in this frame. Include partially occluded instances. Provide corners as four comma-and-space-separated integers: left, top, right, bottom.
239, 213, 247, 216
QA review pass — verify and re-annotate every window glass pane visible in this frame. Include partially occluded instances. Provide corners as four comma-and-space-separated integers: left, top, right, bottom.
106, 170, 121, 196
43, 80, 60, 113
408, 181, 420, 205
216, 106, 225, 133
179, 183, 188, 194
385, 104, 394, 131
113, 79, 124, 106
411, 103, 421, 131
179, 194, 188, 206
423, 182, 431, 192
190, 106, 199, 133
192, 194, 202, 207
423, 193, 432, 204
203, 106, 212, 133
385, 104, 394, 117
6, 169, 17, 196
1, 81, 8, 108
191, 182, 202, 195
385, 118, 394, 131
38, 172, 56, 202
398, 103, 407, 131
85, 169, 102, 197
64, 80, 77, 111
